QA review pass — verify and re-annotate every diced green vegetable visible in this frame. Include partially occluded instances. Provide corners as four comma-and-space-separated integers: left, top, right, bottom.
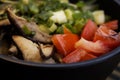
74, 19, 86, 34
22, 0, 29, 4
77, 0, 98, 11
50, 10, 67, 24
65, 9, 73, 20
38, 25, 50, 34
49, 23, 57, 33
72, 10, 81, 20
2, 0, 103, 36
22, 25, 35, 36
29, 4, 39, 14
76, 1, 85, 8
63, 23, 77, 34
92, 10, 105, 25
60, 0, 69, 3
38, 11, 53, 21
56, 26, 63, 34
72, 10, 94, 34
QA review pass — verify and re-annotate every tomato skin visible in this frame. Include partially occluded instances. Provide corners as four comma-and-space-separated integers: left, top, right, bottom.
75, 37, 110, 56
52, 34, 79, 56
104, 20, 118, 30
62, 48, 97, 63
81, 19, 98, 41
93, 25, 120, 49
53, 19, 119, 64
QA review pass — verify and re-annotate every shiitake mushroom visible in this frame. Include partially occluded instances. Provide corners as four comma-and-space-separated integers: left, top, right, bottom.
12, 35, 42, 62
6, 8, 52, 44
39, 43, 55, 59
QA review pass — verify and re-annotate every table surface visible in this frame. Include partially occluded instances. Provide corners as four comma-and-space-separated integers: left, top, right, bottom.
106, 63, 120, 80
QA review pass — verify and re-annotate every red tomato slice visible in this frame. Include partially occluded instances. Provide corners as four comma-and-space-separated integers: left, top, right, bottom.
104, 20, 118, 30
75, 37, 110, 56
52, 34, 79, 56
81, 19, 98, 41
93, 25, 120, 49
62, 48, 97, 63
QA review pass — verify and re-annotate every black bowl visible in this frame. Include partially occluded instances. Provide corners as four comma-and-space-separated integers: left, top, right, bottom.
0, 0, 120, 80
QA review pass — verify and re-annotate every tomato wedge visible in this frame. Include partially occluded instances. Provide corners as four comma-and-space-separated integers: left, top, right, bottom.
104, 20, 118, 30
93, 25, 120, 49
81, 19, 98, 41
52, 34, 79, 56
62, 48, 97, 63
75, 37, 110, 56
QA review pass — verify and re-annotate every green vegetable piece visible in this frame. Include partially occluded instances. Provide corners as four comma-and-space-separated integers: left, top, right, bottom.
38, 11, 53, 21
50, 10, 67, 24
22, 25, 31, 34
49, 23, 57, 33
74, 19, 86, 34
56, 26, 63, 34
92, 10, 105, 25
22, 0, 29, 4
22, 25, 35, 36
38, 25, 50, 34
72, 11, 81, 20
64, 23, 77, 34
76, 1, 85, 8
65, 9, 73, 20
29, 5, 39, 14
60, 0, 69, 3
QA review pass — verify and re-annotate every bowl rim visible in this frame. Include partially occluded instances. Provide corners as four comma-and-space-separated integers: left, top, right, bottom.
0, 46, 120, 68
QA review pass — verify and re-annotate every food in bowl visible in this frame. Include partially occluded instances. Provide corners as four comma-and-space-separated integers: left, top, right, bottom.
0, 0, 120, 64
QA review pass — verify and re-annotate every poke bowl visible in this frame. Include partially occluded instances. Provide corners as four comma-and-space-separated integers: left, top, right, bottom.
0, 0, 120, 80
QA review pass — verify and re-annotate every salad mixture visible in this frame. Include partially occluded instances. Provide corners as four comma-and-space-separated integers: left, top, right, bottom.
0, 0, 120, 64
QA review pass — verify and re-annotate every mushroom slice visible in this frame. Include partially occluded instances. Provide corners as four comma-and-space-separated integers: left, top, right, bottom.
7, 8, 52, 43
8, 44, 18, 55
43, 58, 56, 64
39, 44, 55, 59
53, 53, 63, 63
0, 19, 10, 27
0, 38, 10, 54
12, 35, 42, 62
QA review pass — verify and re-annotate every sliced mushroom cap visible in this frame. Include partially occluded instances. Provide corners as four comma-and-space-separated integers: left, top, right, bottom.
0, 19, 10, 27
43, 58, 56, 64
7, 8, 52, 43
8, 44, 18, 55
53, 53, 63, 63
12, 35, 42, 62
0, 39, 10, 54
39, 43, 55, 59
0, 3, 12, 15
